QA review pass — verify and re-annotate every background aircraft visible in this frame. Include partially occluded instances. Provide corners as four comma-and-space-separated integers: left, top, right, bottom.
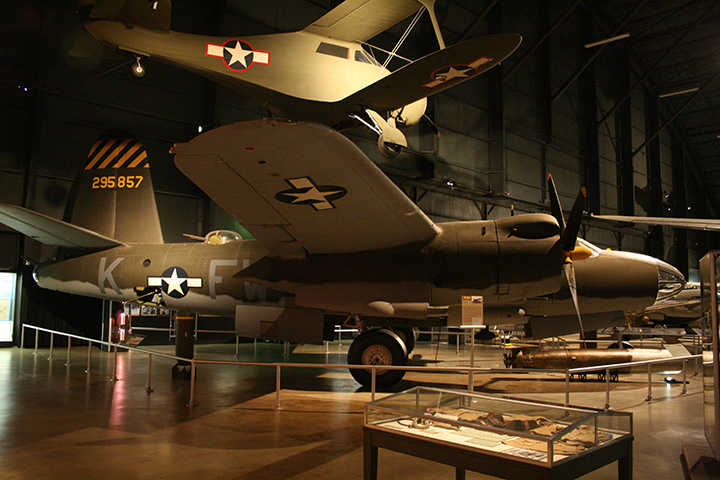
82, 0, 521, 157
0, 119, 685, 387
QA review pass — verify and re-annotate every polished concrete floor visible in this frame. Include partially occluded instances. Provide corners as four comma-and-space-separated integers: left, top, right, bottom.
0, 337, 710, 479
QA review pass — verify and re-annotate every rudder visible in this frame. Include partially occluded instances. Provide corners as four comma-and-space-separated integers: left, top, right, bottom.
70, 130, 164, 244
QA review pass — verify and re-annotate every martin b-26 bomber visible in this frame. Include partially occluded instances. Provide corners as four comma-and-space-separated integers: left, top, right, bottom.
0, 119, 686, 387
82, 0, 521, 157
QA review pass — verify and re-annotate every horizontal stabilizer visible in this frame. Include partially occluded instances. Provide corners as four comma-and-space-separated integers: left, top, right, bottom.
0, 204, 125, 249
345, 34, 522, 114
592, 214, 720, 232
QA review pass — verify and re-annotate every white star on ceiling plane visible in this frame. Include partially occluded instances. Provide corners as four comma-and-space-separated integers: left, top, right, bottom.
206, 39, 270, 72
423, 56, 494, 88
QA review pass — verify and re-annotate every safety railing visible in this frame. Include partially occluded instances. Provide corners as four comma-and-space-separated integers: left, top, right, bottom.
566, 354, 703, 409
20, 324, 703, 411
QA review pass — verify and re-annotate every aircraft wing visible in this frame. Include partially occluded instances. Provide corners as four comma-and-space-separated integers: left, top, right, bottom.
344, 34, 522, 114
302, 0, 422, 43
173, 119, 439, 257
0, 204, 125, 249
592, 214, 720, 232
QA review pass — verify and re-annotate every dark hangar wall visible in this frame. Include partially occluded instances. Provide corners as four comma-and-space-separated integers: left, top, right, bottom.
0, 0, 713, 343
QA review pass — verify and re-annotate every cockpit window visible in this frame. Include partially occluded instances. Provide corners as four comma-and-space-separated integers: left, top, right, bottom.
316, 42, 349, 59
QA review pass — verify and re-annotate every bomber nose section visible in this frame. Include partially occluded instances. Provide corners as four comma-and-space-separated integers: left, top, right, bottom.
656, 260, 685, 301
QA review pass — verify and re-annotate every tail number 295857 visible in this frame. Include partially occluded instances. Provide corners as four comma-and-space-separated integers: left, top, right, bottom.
92, 176, 144, 189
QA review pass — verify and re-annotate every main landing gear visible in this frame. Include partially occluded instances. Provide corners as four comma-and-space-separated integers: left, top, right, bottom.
347, 328, 415, 388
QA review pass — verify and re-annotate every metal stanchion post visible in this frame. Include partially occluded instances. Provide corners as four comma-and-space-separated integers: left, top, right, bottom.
371, 368, 376, 401
21, 325, 24, 349
146, 354, 153, 394
34, 330, 38, 355
65, 337, 71, 366
86, 342, 92, 373
235, 336, 239, 358
682, 359, 687, 395
565, 371, 570, 406
605, 367, 611, 410
188, 361, 196, 408
49, 333, 54, 360
111, 345, 118, 382
646, 363, 653, 401
275, 365, 282, 410
468, 329, 475, 392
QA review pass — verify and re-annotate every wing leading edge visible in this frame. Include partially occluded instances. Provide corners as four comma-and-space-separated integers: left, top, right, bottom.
173, 119, 439, 257
0, 204, 125, 249
592, 214, 720, 232
302, 0, 422, 43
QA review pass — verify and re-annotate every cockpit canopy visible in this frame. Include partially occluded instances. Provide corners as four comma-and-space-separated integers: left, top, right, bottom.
204, 230, 243, 245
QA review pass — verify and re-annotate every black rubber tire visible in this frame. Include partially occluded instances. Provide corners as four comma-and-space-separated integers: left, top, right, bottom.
393, 327, 416, 354
347, 329, 407, 388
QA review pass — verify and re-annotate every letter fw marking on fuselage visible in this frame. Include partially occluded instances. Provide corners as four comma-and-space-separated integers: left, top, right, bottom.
99, 257, 123, 295
209, 259, 238, 299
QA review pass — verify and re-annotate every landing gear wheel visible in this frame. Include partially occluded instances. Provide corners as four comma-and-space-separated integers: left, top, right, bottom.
393, 327, 416, 354
378, 135, 402, 158
347, 329, 407, 388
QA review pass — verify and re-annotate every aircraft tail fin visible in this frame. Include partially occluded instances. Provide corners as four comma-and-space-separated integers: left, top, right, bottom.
90, 0, 171, 32
68, 130, 165, 244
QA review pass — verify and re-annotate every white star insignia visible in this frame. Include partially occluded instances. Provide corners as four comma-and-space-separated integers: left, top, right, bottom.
225, 41, 253, 68
163, 268, 187, 295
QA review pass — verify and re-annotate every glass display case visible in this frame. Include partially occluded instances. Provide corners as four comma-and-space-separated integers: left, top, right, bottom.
365, 387, 632, 469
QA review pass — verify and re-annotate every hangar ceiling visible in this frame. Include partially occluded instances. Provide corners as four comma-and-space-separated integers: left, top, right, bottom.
588, 0, 720, 215
1, 0, 720, 269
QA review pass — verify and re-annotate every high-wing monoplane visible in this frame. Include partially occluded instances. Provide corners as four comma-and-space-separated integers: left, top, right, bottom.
82, 0, 521, 157
0, 120, 685, 387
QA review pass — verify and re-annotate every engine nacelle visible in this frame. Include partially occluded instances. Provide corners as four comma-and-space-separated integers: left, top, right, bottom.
390, 98, 426, 127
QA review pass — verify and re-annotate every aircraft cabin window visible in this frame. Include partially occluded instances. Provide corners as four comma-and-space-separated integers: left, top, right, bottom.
316, 42, 349, 59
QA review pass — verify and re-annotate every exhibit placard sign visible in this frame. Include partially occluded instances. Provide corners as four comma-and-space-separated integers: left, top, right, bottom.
460, 295, 484, 328
699, 252, 720, 461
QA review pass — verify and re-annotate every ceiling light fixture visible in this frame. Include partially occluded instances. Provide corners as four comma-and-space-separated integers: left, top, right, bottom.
659, 87, 699, 98
584, 33, 630, 48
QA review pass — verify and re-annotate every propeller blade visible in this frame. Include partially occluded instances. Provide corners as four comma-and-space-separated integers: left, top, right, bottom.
563, 262, 587, 347
560, 187, 587, 253
546, 174, 565, 234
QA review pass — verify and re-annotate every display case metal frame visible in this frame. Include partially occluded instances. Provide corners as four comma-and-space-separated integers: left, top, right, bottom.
364, 387, 633, 480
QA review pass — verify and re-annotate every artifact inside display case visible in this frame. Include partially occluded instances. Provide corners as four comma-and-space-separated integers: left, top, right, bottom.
365, 387, 632, 465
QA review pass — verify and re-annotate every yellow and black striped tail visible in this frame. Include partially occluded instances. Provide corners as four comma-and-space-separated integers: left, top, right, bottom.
70, 130, 164, 244
85, 134, 149, 170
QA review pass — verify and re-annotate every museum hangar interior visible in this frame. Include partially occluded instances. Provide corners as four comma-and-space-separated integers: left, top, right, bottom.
0, 1, 719, 479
